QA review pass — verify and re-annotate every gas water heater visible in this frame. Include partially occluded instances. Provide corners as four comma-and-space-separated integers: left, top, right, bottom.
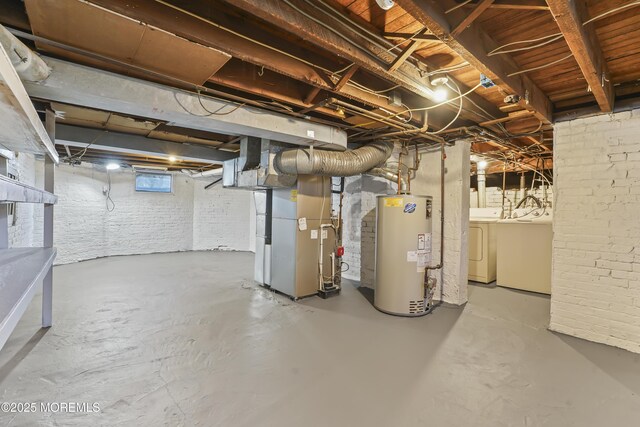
374, 194, 433, 316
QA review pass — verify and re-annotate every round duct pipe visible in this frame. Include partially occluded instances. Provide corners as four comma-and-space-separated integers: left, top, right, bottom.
274, 141, 394, 177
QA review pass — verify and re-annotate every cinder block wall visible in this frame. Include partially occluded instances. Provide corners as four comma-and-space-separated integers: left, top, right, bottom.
551, 108, 640, 353
7, 162, 253, 264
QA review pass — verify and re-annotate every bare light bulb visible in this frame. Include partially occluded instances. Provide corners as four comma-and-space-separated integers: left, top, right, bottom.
434, 87, 448, 102
477, 160, 488, 170
168, 156, 177, 162
106, 162, 120, 170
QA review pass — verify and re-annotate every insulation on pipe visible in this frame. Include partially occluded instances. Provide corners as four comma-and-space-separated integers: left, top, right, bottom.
0, 25, 50, 82
274, 140, 394, 177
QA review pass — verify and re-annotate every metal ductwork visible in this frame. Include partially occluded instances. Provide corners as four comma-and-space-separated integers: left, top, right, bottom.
367, 167, 407, 192
0, 25, 50, 82
274, 141, 394, 177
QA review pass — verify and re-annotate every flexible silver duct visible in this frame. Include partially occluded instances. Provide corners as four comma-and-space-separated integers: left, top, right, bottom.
367, 167, 407, 192
0, 25, 51, 82
274, 140, 394, 177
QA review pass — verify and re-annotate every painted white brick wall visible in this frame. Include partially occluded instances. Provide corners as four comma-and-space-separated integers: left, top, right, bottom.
193, 182, 253, 252
470, 186, 553, 210
8, 161, 253, 264
551, 108, 640, 354
53, 164, 195, 264
340, 142, 470, 305
6, 153, 42, 248
412, 142, 470, 305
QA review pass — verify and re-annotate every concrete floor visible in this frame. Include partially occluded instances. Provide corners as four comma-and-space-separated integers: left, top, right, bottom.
1, 252, 640, 426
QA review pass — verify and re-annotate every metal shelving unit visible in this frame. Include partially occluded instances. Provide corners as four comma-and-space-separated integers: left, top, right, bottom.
0, 42, 58, 351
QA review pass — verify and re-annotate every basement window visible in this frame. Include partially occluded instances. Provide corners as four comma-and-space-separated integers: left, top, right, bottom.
135, 173, 172, 193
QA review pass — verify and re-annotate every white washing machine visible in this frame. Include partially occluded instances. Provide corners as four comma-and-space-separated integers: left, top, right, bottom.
496, 209, 553, 294
468, 208, 502, 283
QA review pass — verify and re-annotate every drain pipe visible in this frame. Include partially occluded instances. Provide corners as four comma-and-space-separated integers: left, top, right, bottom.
0, 25, 50, 82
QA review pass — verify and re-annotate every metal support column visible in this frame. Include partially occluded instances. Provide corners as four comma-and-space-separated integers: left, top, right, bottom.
42, 108, 55, 327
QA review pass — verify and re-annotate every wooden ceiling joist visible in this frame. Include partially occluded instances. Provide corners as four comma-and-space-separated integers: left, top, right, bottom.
462, 0, 549, 10
451, 0, 494, 38
388, 29, 427, 72
76, 0, 420, 124
396, 0, 554, 124
333, 64, 360, 91
547, 0, 614, 112
225, 0, 504, 123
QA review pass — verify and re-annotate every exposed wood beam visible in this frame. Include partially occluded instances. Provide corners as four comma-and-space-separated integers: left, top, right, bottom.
225, 0, 438, 99
225, 0, 504, 123
388, 29, 427, 72
333, 65, 359, 91
547, 0, 614, 112
479, 110, 535, 126
396, 0, 553, 123
462, 0, 549, 10
303, 87, 322, 105
61, 0, 420, 125
451, 0, 494, 38
522, 135, 551, 152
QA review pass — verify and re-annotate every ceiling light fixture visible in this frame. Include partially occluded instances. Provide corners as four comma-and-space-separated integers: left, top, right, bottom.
477, 160, 488, 170
168, 155, 177, 162
106, 162, 120, 170
375, 0, 394, 10
434, 86, 448, 102
429, 76, 449, 102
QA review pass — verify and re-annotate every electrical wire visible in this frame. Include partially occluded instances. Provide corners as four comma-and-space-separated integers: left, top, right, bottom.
352, 82, 483, 128
151, 0, 345, 77
488, 34, 563, 56
488, 1, 640, 57
428, 80, 464, 135
446, 0, 473, 14
507, 54, 574, 77
196, 90, 246, 115
583, 1, 640, 25
106, 171, 116, 212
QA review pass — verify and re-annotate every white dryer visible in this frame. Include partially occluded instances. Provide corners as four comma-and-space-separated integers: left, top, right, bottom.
468, 208, 502, 283
496, 209, 553, 294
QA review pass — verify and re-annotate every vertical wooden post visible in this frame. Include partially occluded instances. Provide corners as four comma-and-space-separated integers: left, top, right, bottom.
42, 108, 55, 327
